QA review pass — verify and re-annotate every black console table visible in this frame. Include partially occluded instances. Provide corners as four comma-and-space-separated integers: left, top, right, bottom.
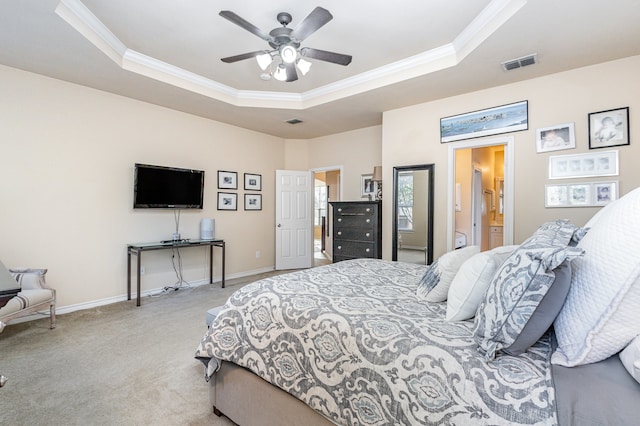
127, 239, 225, 306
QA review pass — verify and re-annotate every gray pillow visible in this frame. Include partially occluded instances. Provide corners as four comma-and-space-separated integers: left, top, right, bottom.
472, 220, 585, 359
502, 260, 572, 355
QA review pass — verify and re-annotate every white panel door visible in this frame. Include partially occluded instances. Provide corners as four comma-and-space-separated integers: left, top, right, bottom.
275, 170, 313, 270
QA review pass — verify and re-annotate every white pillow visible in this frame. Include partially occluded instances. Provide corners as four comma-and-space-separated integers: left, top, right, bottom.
446, 245, 517, 321
423, 245, 479, 302
620, 335, 640, 384
552, 186, 640, 366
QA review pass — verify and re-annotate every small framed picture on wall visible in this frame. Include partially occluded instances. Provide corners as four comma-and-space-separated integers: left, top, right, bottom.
217, 192, 237, 210
244, 173, 262, 191
588, 107, 630, 149
217, 171, 238, 189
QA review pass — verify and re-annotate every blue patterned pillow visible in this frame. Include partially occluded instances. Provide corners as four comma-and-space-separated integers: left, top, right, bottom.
473, 220, 585, 359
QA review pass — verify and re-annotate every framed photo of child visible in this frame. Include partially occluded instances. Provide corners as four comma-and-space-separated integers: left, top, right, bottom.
588, 107, 629, 149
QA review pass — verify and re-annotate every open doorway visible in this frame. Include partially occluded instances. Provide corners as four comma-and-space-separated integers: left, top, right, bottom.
447, 136, 514, 252
313, 168, 341, 267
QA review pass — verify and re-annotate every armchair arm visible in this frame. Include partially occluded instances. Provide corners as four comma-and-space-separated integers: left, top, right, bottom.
8, 268, 48, 290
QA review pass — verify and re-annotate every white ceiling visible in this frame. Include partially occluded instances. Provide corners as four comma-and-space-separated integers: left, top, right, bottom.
2, 0, 640, 139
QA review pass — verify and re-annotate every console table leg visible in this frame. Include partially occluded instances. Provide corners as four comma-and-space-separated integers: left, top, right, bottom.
136, 253, 141, 307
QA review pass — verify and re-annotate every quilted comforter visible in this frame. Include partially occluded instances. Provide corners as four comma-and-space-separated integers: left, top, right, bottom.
195, 259, 556, 425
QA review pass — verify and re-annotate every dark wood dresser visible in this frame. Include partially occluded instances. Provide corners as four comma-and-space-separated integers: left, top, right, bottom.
330, 201, 382, 263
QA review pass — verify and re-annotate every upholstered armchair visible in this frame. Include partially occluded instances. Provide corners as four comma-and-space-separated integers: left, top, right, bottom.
1, 261, 55, 388
0, 262, 56, 332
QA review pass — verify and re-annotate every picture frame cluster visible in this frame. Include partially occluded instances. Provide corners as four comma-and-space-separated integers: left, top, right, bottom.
538, 106, 628, 208
217, 171, 262, 211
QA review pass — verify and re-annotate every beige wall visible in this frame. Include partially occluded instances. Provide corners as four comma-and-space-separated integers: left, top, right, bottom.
382, 55, 640, 260
285, 126, 383, 201
0, 65, 284, 309
3, 54, 639, 311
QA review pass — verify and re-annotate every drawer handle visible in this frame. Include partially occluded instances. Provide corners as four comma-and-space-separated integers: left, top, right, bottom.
338, 218, 342, 222
338, 208, 342, 212
337, 245, 342, 250
366, 219, 371, 223
337, 231, 342, 236
365, 232, 370, 237
365, 248, 370, 253
366, 208, 371, 212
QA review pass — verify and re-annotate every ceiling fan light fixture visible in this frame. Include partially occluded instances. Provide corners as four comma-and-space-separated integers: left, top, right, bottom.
296, 58, 312, 75
256, 52, 273, 70
280, 45, 297, 64
273, 63, 287, 81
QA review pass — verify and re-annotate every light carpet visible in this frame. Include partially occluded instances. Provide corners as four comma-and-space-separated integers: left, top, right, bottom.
0, 271, 288, 426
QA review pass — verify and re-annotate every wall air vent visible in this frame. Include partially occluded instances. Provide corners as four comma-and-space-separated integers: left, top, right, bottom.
285, 118, 303, 125
501, 53, 537, 71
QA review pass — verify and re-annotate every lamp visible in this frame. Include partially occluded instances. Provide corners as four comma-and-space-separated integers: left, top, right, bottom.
256, 52, 273, 70
296, 58, 312, 75
257, 46, 313, 81
273, 63, 287, 81
280, 45, 297, 63
372, 166, 382, 201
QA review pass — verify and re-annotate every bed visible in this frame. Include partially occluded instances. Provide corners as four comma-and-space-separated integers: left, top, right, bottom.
195, 186, 640, 425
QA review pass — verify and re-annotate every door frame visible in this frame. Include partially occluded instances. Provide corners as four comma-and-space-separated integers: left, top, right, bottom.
446, 136, 514, 251
311, 165, 343, 258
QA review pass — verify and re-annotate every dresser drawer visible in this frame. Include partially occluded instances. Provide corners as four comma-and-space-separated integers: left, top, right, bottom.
335, 214, 375, 228
334, 228, 375, 241
334, 204, 376, 215
334, 241, 376, 258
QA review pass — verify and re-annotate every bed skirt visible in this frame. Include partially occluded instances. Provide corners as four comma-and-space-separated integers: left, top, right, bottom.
211, 361, 334, 426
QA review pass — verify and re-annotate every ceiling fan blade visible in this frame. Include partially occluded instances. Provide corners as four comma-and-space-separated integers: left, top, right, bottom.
285, 63, 298, 82
219, 11, 271, 41
221, 51, 265, 63
290, 7, 333, 42
300, 47, 352, 66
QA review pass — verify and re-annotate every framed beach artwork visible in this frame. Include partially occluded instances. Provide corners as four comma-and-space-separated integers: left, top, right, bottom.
440, 100, 528, 143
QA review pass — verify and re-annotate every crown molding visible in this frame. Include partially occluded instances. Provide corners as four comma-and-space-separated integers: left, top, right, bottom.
55, 0, 526, 110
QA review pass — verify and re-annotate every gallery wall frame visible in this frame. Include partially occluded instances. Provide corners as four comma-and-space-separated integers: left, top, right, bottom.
361, 174, 378, 198
244, 173, 262, 191
536, 122, 575, 153
548, 150, 618, 179
217, 192, 237, 210
588, 107, 630, 149
244, 194, 262, 211
217, 170, 238, 189
545, 181, 618, 207
440, 100, 528, 143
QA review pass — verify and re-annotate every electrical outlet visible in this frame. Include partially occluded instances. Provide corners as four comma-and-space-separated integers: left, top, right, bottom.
255, 250, 261, 258
140, 266, 145, 275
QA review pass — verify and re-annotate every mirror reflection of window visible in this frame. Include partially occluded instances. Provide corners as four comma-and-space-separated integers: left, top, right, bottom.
398, 172, 414, 231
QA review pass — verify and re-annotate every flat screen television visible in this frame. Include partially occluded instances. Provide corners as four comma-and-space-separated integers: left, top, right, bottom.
133, 163, 204, 209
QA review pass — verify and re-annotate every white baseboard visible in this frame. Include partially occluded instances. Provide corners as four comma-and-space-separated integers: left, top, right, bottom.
7, 266, 276, 324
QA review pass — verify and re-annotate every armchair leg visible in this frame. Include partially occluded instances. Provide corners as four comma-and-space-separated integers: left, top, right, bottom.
49, 303, 56, 329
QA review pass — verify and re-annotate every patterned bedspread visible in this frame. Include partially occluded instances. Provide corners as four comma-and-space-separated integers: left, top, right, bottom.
195, 259, 556, 425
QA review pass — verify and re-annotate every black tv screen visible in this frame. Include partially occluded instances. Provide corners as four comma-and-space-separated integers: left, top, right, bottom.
134, 163, 204, 209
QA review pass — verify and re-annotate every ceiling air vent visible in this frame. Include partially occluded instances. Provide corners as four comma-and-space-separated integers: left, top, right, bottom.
285, 118, 303, 125
501, 53, 537, 71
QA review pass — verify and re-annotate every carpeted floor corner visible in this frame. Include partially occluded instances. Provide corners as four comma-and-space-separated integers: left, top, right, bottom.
0, 271, 284, 426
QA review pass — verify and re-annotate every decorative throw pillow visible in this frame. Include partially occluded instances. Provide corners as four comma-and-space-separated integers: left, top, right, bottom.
472, 219, 584, 359
446, 245, 518, 322
416, 260, 440, 299
416, 245, 479, 302
619, 335, 640, 384
552, 186, 640, 367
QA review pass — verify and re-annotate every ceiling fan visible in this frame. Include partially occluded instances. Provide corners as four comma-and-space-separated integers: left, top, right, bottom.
219, 7, 352, 82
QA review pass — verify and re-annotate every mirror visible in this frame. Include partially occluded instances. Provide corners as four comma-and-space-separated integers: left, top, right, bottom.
392, 164, 435, 265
